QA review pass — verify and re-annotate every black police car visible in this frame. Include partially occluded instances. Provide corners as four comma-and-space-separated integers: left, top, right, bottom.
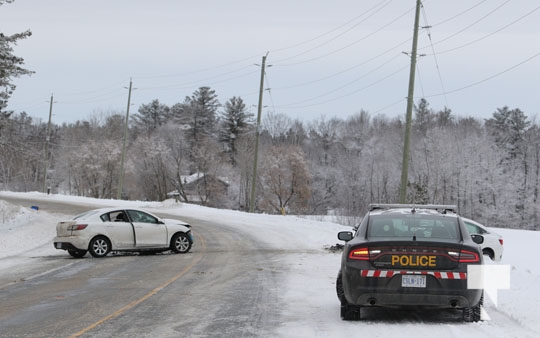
336, 204, 484, 322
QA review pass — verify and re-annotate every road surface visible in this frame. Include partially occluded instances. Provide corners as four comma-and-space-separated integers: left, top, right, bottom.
0, 197, 282, 337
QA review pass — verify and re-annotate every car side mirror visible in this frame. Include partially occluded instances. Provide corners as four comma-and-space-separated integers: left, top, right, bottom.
471, 234, 484, 245
338, 231, 353, 242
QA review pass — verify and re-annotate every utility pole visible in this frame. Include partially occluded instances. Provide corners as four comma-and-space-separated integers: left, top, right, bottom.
42, 94, 54, 194
399, 0, 422, 203
117, 78, 133, 200
249, 53, 268, 213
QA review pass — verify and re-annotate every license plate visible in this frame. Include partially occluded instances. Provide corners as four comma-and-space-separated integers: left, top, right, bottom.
402, 275, 426, 288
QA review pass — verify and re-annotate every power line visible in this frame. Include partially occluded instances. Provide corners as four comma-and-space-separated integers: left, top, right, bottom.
420, 2, 448, 106
272, 40, 409, 91
277, 65, 408, 109
274, 4, 416, 67
271, 0, 393, 64
424, 49, 540, 98
270, 0, 392, 54
276, 54, 405, 106
419, 0, 511, 52
133, 55, 262, 81
264, 71, 277, 115
426, 4, 540, 55
136, 67, 259, 91
429, 0, 489, 27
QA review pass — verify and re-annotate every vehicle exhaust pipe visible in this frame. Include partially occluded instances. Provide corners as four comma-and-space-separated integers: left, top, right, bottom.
450, 300, 458, 308
368, 298, 376, 306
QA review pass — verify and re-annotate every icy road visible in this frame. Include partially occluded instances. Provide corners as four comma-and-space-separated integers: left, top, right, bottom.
0, 192, 538, 337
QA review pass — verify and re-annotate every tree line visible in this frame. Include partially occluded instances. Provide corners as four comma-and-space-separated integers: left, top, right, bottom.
1, 85, 539, 230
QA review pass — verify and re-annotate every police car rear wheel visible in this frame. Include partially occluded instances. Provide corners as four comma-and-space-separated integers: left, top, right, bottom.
463, 292, 483, 322
336, 271, 346, 304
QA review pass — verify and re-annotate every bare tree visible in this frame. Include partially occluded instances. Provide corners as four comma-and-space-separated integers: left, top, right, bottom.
259, 145, 311, 214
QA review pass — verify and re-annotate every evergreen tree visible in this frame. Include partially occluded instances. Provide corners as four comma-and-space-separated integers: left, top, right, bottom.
485, 106, 530, 159
414, 98, 434, 136
171, 86, 220, 144
0, 0, 33, 121
131, 99, 170, 133
218, 96, 253, 161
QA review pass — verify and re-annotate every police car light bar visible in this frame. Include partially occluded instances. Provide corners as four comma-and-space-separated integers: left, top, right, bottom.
368, 204, 458, 213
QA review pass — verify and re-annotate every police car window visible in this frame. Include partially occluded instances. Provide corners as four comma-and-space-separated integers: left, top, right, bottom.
369, 218, 397, 237
369, 215, 458, 239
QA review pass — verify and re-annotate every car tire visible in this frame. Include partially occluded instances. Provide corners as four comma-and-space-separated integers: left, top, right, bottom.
336, 270, 346, 304
463, 292, 483, 322
68, 249, 87, 258
170, 233, 191, 254
88, 236, 111, 258
336, 270, 362, 320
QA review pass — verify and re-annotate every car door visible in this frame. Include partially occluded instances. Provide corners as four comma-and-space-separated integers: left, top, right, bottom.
101, 211, 136, 249
126, 209, 168, 247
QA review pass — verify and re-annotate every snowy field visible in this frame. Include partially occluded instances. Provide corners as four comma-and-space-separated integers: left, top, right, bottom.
1, 191, 539, 338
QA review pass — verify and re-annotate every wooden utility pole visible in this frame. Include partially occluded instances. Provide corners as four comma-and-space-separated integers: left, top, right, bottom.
42, 94, 54, 194
399, 0, 422, 203
117, 78, 133, 200
249, 53, 268, 213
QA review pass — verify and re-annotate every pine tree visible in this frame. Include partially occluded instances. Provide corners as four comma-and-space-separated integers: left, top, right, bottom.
218, 96, 253, 162
131, 99, 170, 133
485, 106, 530, 159
0, 0, 33, 120
171, 87, 220, 144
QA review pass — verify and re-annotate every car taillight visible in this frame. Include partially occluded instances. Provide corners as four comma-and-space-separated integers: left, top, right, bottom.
499, 238, 504, 246
67, 224, 88, 231
349, 247, 370, 260
458, 250, 480, 263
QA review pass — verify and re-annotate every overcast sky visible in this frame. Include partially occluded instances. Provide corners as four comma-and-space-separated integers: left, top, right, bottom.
1, 0, 539, 124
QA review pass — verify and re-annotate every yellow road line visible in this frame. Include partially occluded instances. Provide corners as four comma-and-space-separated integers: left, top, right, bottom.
70, 234, 206, 338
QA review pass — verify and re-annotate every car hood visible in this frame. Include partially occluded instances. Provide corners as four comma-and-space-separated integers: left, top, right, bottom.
162, 218, 191, 228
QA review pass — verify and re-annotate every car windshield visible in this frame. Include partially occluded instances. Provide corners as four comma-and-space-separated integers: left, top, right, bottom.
368, 214, 460, 240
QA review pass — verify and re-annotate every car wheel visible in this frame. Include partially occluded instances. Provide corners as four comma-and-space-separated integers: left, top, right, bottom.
336, 270, 346, 304
68, 249, 87, 258
170, 233, 192, 253
336, 270, 362, 320
88, 236, 111, 258
463, 292, 483, 322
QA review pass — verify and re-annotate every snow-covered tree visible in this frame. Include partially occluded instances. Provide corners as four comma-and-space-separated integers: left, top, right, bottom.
131, 99, 170, 134
259, 145, 311, 214
171, 86, 220, 144
218, 96, 253, 162
485, 106, 530, 160
0, 0, 33, 115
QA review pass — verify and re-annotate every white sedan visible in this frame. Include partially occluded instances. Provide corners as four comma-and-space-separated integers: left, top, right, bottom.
462, 217, 504, 262
53, 207, 193, 258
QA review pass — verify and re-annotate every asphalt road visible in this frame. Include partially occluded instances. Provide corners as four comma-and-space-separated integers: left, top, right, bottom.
0, 197, 283, 337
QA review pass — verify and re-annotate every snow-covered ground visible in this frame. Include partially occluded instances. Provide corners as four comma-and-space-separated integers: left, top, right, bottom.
1, 191, 539, 337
